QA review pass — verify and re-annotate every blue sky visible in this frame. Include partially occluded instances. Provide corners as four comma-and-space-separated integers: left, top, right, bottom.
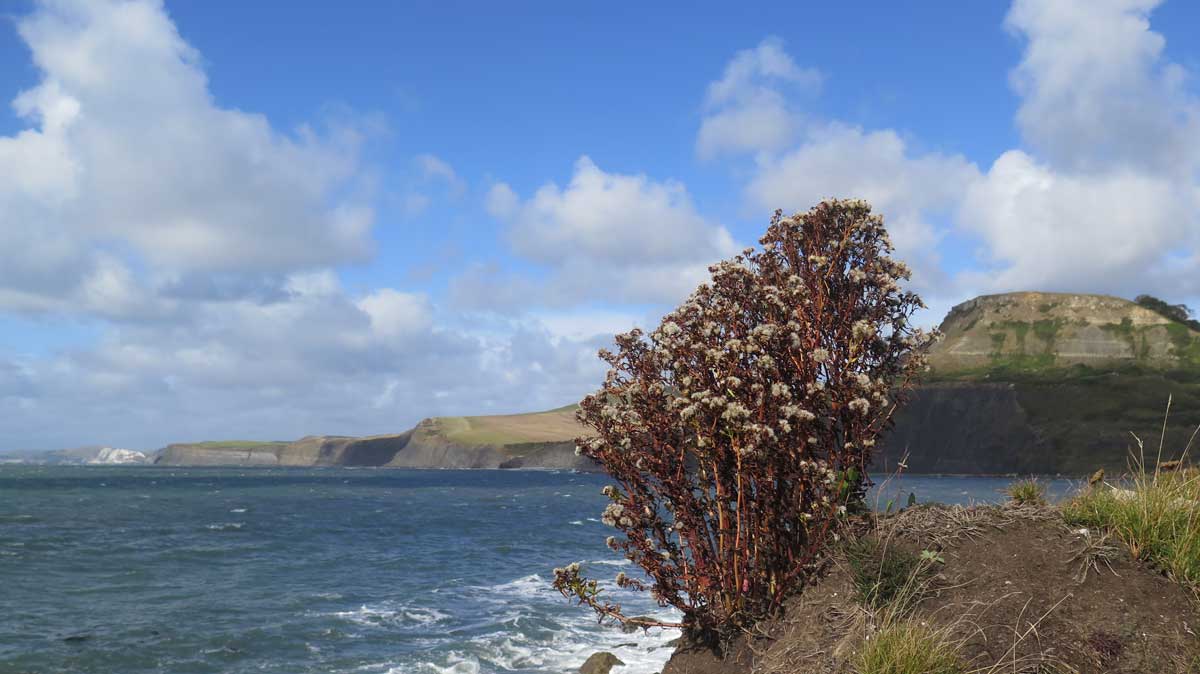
1, 0, 1199, 450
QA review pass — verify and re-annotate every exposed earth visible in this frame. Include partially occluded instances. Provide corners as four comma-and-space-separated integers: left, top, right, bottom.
659, 503, 1200, 674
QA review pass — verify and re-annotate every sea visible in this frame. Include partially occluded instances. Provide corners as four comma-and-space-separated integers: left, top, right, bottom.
0, 466, 1075, 674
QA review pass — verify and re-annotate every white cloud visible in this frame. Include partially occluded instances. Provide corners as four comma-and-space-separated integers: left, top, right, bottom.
509, 156, 735, 265
1005, 0, 1200, 175
747, 124, 978, 266
471, 156, 739, 306
485, 182, 520, 219
415, 153, 466, 195
0, 274, 613, 449
957, 0, 1200, 296
0, 0, 374, 317
710, 7, 1200, 312
357, 288, 433, 340
697, 37, 821, 159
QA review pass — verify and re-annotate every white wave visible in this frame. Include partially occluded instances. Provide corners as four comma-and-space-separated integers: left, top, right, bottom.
331, 602, 450, 629
460, 610, 680, 674
588, 558, 632, 567
461, 571, 681, 673
401, 654, 480, 674
204, 522, 244, 531
230, 508, 247, 513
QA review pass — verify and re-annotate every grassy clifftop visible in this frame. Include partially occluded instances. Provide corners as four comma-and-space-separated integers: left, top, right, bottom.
930, 291, 1200, 375
415, 405, 587, 446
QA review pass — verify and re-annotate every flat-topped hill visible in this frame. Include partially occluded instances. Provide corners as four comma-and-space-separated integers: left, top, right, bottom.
878, 292, 1200, 474
930, 291, 1200, 374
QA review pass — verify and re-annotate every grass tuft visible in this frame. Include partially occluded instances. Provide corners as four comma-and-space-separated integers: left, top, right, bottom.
1063, 470, 1200, 592
1005, 478, 1048, 506
844, 537, 934, 613
856, 620, 964, 674
1062, 403, 1200, 594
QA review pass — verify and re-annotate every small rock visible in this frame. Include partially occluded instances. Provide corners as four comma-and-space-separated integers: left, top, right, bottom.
580, 651, 625, 674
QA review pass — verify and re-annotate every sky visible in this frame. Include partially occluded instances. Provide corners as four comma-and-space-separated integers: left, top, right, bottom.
1, 0, 1199, 451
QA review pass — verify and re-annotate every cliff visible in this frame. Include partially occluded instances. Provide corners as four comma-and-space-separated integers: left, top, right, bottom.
155, 292, 1200, 475
874, 292, 1200, 474
154, 407, 597, 471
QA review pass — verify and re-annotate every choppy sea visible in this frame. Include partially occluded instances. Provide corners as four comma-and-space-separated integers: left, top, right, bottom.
0, 466, 1074, 673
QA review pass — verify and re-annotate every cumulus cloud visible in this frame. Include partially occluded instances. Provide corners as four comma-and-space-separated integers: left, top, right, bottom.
960, 0, 1200, 297
0, 0, 373, 318
1005, 0, 1200, 175
959, 151, 1196, 294
747, 124, 978, 285
0, 1, 616, 450
708, 2, 1199, 312
485, 183, 520, 219
469, 156, 739, 307
0, 274, 611, 449
697, 37, 821, 159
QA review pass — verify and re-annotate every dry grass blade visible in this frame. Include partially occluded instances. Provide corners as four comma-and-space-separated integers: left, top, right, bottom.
1066, 530, 1121, 584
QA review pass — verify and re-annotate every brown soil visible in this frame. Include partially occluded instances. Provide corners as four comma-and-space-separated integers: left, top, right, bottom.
661, 504, 1200, 674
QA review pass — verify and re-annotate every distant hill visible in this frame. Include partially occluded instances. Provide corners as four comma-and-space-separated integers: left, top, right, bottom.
876, 292, 1200, 475
155, 292, 1200, 476
155, 406, 596, 471
930, 291, 1200, 373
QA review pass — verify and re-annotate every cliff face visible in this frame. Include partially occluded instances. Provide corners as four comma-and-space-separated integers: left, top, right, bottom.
932, 291, 1200, 372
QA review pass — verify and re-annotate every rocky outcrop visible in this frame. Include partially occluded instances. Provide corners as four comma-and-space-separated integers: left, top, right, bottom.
579, 652, 624, 674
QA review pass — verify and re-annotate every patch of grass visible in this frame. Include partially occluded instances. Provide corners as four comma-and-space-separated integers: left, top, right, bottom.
990, 320, 1031, 352
430, 406, 587, 445
844, 537, 932, 612
1006, 478, 1047, 506
1166, 322, 1200, 365
186, 440, 283, 449
856, 620, 964, 674
1063, 418, 1200, 594
1031, 318, 1063, 349
989, 332, 1007, 353
1063, 472, 1200, 593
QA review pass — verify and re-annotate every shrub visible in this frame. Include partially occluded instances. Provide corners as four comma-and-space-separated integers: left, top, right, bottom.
1135, 295, 1200, 332
553, 200, 935, 639
1006, 478, 1047, 506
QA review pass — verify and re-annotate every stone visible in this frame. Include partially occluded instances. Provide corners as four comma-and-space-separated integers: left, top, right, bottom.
580, 651, 625, 674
